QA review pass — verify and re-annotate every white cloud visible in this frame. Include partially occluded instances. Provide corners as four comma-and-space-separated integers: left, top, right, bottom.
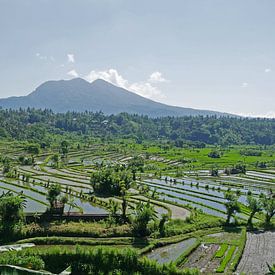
35, 53, 55, 62
148, 71, 168, 83
85, 69, 128, 87
84, 68, 165, 100
67, 54, 75, 63
67, 69, 79, 78
241, 82, 248, 88
129, 82, 164, 99
35, 53, 47, 61
265, 68, 271, 73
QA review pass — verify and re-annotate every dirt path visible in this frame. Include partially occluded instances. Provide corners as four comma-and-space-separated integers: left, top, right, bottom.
133, 195, 190, 220
236, 231, 275, 275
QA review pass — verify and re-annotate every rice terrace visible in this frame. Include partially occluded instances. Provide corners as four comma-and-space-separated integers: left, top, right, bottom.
1, 1, 275, 274
0, 110, 274, 274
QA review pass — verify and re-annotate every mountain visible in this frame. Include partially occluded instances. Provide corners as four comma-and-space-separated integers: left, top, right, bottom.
0, 78, 232, 117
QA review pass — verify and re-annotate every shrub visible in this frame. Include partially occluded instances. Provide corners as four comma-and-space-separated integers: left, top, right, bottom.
240, 149, 262, 156
1, 247, 198, 275
0, 254, 45, 270
208, 150, 221, 158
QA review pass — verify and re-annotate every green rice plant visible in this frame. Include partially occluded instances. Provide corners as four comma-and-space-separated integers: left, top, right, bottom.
228, 227, 247, 272
216, 245, 236, 273
214, 243, 228, 258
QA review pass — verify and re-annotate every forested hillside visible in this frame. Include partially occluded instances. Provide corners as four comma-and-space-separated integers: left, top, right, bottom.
0, 108, 274, 145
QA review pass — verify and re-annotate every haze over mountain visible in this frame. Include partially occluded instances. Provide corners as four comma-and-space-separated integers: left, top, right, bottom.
0, 78, 231, 117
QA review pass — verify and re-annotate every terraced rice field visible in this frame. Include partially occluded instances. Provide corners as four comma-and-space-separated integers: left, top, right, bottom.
1, 143, 275, 225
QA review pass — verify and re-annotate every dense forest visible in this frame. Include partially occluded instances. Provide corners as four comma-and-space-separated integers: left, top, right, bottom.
0, 108, 274, 146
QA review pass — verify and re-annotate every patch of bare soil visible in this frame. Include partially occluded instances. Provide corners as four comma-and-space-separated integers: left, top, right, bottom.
184, 243, 220, 273
236, 231, 275, 275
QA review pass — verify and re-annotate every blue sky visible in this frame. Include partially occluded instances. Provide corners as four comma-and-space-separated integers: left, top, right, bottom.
0, 0, 275, 117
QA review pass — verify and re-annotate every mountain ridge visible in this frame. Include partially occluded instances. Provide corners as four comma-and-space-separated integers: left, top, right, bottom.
0, 78, 233, 117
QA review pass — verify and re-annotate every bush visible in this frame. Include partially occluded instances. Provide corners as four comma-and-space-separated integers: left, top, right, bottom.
0, 254, 45, 270
1, 247, 198, 275
208, 150, 221, 158
240, 149, 262, 156
22, 221, 132, 238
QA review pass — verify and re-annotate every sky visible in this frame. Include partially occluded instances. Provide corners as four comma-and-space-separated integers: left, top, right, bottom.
0, 0, 275, 117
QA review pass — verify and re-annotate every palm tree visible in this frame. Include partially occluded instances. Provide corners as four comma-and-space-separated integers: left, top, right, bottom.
120, 184, 128, 222
0, 192, 26, 236
159, 214, 169, 237
108, 199, 119, 216
266, 263, 275, 275
132, 202, 155, 237
46, 184, 62, 209
247, 195, 262, 226
224, 192, 240, 224
260, 194, 275, 225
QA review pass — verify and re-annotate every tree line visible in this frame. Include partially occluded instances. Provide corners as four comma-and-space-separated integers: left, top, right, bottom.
0, 108, 275, 145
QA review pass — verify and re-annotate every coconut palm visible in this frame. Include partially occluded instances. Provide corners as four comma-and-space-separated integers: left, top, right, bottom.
224, 191, 240, 224
247, 195, 262, 226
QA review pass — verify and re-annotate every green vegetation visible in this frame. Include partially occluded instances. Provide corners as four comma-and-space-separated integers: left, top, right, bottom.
216, 245, 236, 273
131, 202, 155, 237
224, 192, 240, 224
0, 109, 274, 274
90, 166, 132, 196
0, 247, 198, 275
0, 108, 275, 146
261, 194, 275, 225
246, 195, 262, 226
0, 192, 26, 238
214, 244, 228, 258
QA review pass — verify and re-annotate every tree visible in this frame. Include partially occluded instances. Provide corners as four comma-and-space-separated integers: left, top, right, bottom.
224, 192, 240, 224
46, 184, 68, 215
159, 214, 169, 237
51, 154, 60, 168
120, 185, 128, 222
208, 150, 221, 158
107, 199, 119, 216
90, 167, 132, 196
132, 202, 155, 237
246, 195, 262, 226
60, 140, 69, 156
26, 144, 40, 155
46, 184, 61, 209
261, 194, 275, 225
0, 192, 26, 237
266, 263, 275, 275
2, 157, 11, 174
210, 167, 219, 177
